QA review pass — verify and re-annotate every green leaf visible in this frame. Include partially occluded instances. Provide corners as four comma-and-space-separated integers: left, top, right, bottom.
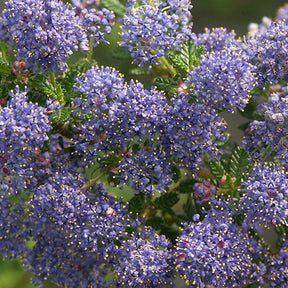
0, 63, 10, 75
210, 160, 226, 182
101, 0, 126, 17
159, 225, 180, 245
238, 98, 258, 120
171, 165, 181, 182
154, 77, 178, 98
29, 74, 56, 98
145, 216, 164, 230
178, 178, 197, 194
168, 42, 204, 73
229, 146, 251, 179
183, 193, 197, 220
132, 143, 141, 154
128, 194, 145, 215
155, 191, 179, 210
61, 69, 79, 94
51, 108, 70, 124
0, 42, 8, 61
28, 89, 47, 107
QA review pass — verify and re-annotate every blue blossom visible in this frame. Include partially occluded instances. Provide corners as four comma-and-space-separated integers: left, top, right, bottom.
81, 7, 115, 48
24, 173, 139, 287
239, 163, 288, 230
73, 66, 174, 195
243, 86, 288, 168
120, 0, 194, 66
175, 218, 262, 287
195, 27, 242, 53
0, 87, 51, 187
72, 0, 99, 10
276, 4, 288, 22
3, 0, 87, 73
0, 87, 51, 259
246, 20, 288, 88
114, 227, 175, 287
73, 67, 227, 195
186, 47, 256, 112
266, 240, 288, 287
160, 94, 227, 172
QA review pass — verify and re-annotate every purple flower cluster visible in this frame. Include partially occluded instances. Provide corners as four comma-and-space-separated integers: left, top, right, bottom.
113, 227, 175, 287
0, 87, 51, 187
120, 0, 193, 66
186, 46, 256, 112
0, 88, 51, 259
73, 66, 172, 195
195, 27, 241, 53
276, 4, 288, 22
73, 67, 227, 195
80, 7, 115, 49
243, 86, 288, 168
160, 94, 227, 171
175, 218, 261, 287
239, 163, 288, 230
24, 177, 137, 287
2, 0, 114, 73
266, 240, 288, 287
246, 20, 288, 88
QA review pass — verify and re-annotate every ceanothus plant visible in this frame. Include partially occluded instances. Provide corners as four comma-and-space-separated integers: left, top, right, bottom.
0, 0, 287, 287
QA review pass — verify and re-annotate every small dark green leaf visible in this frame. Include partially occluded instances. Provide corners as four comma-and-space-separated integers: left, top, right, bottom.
154, 77, 178, 98
210, 160, 226, 182
132, 143, 141, 154
183, 193, 197, 220
238, 98, 258, 120
51, 108, 70, 124
229, 146, 251, 178
146, 216, 164, 230
128, 194, 145, 215
171, 165, 181, 182
179, 178, 197, 194
155, 192, 179, 210
168, 42, 204, 73
28, 90, 47, 106
159, 225, 180, 245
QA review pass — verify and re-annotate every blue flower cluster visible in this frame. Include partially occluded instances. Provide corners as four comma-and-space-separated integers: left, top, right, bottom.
2, 0, 114, 73
246, 19, 288, 88
276, 4, 288, 22
120, 0, 193, 66
73, 66, 227, 195
114, 227, 174, 287
239, 163, 288, 230
25, 177, 138, 287
0, 88, 51, 259
175, 217, 262, 287
186, 44, 256, 112
195, 27, 241, 53
266, 240, 288, 287
243, 85, 288, 168
0, 87, 51, 187
73, 66, 172, 195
